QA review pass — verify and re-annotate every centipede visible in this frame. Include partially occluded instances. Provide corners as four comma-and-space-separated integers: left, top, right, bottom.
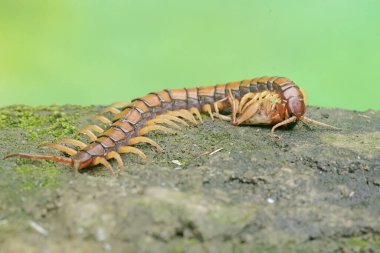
4, 76, 339, 175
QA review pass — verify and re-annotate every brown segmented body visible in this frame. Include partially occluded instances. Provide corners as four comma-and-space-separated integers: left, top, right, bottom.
5, 76, 338, 175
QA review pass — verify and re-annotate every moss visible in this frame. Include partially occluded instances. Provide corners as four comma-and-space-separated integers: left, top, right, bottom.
343, 235, 380, 252
0, 105, 85, 141
346, 236, 369, 248
15, 165, 63, 191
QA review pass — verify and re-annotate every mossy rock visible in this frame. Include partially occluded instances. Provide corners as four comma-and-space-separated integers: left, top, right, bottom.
0, 105, 379, 252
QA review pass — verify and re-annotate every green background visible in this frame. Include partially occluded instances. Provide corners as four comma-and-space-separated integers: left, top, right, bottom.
1, 0, 379, 110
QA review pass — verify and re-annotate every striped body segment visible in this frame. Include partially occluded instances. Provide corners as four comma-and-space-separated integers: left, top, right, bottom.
5, 76, 337, 175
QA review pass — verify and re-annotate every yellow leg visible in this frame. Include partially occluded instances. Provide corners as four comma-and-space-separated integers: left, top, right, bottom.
211, 97, 230, 121
118, 146, 147, 160
179, 109, 198, 124
92, 115, 112, 125
227, 89, 240, 124
80, 125, 104, 133
103, 107, 121, 114
213, 97, 228, 115
156, 114, 189, 126
235, 101, 261, 125
79, 129, 97, 141
57, 138, 87, 149
213, 113, 232, 122
146, 118, 181, 129
239, 93, 259, 113
202, 104, 214, 120
167, 110, 197, 125
138, 125, 177, 135
129, 136, 164, 152
109, 102, 132, 108
189, 107, 203, 123
39, 143, 77, 156
113, 110, 131, 121
241, 92, 267, 113
93, 157, 115, 176
106, 151, 124, 168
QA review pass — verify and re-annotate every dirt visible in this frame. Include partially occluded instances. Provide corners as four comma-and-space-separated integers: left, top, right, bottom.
0, 105, 379, 253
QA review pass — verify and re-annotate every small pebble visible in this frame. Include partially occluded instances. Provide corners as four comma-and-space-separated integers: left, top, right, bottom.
104, 243, 112, 251
267, 198, 275, 204
29, 220, 48, 236
171, 160, 182, 166
96, 227, 106, 241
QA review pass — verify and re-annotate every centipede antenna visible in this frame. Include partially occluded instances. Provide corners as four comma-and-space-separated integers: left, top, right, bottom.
300, 116, 341, 130
271, 116, 297, 136
4, 153, 73, 165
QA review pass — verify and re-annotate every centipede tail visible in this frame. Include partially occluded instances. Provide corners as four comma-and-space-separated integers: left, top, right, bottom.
4, 76, 339, 175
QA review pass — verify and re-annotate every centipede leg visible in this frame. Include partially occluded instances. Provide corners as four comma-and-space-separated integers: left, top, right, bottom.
93, 157, 116, 176
102, 107, 121, 114
156, 114, 189, 127
58, 138, 87, 149
241, 92, 267, 113
118, 146, 147, 160
81, 125, 104, 133
189, 107, 203, 123
39, 143, 77, 156
129, 136, 164, 152
139, 125, 177, 135
227, 89, 240, 124
79, 129, 97, 142
234, 102, 261, 125
167, 110, 197, 125
109, 102, 132, 108
178, 109, 198, 124
146, 118, 182, 129
202, 104, 214, 120
239, 93, 259, 113
92, 115, 112, 125
106, 151, 124, 169
212, 113, 232, 122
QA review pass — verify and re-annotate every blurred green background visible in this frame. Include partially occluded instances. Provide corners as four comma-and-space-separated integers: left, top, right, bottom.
0, 0, 379, 110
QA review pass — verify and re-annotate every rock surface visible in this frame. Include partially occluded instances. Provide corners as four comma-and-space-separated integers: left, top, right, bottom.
0, 105, 379, 253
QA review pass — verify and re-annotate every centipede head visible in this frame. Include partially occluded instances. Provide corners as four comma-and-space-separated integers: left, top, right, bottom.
284, 91, 306, 118
71, 152, 94, 171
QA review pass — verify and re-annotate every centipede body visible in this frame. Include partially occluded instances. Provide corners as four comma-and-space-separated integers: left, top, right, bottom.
4, 76, 339, 175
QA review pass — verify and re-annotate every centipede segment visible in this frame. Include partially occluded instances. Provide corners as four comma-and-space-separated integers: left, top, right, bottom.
4, 76, 339, 175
